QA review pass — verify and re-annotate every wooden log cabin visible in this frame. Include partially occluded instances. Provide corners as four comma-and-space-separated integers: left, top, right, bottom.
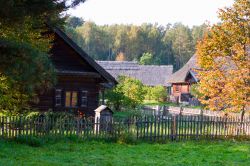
167, 55, 199, 104
34, 27, 117, 117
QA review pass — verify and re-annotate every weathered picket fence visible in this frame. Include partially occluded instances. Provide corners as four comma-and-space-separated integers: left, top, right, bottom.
0, 115, 249, 141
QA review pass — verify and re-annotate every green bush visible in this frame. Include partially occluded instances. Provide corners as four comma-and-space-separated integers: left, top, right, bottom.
144, 85, 167, 102
106, 76, 146, 110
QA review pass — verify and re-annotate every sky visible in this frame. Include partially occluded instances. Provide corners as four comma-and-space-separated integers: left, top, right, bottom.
68, 0, 234, 27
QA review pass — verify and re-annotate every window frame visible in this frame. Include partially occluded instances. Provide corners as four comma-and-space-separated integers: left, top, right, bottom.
80, 90, 88, 107
55, 88, 62, 107
65, 91, 78, 108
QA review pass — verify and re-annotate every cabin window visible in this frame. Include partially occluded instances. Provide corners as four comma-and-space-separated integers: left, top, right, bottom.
55, 89, 62, 107
65, 91, 78, 107
81, 90, 88, 107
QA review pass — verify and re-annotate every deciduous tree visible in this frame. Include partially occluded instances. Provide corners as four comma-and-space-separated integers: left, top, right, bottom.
196, 0, 250, 114
139, 52, 154, 65
105, 76, 146, 110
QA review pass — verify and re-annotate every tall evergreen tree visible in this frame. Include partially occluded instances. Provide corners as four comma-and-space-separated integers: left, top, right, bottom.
0, 0, 86, 114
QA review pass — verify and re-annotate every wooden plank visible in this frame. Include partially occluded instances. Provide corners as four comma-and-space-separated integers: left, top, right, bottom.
150, 116, 153, 141
171, 116, 176, 141
0, 116, 2, 138
195, 116, 199, 140
157, 116, 160, 141
136, 117, 139, 139
218, 117, 221, 138
199, 115, 203, 139
190, 115, 194, 140
146, 116, 149, 140
25, 117, 28, 138
183, 116, 186, 140
167, 115, 170, 140
154, 116, 157, 142
140, 117, 145, 139
179, 115, 182, 140
161, 115, 164, 141
212, 116, 215, 139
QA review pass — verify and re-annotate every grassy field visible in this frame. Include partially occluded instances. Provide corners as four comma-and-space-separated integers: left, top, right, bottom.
0, 139, 249, 166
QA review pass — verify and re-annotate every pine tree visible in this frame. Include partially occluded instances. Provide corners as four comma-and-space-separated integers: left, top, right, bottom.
0, 0, 86, 114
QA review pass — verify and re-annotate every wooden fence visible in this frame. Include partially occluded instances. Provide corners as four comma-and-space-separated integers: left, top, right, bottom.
0, 115, 250, 141
142, 105, 249, 117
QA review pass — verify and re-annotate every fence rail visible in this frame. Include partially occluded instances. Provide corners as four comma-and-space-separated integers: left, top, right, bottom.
0, 115, 250, 141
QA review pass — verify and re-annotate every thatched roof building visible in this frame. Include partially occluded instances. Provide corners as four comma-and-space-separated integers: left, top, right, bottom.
97, 61, 173, 87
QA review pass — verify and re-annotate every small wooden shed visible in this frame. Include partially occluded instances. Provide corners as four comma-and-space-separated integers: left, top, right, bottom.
94, 105, 113, 122
94, 105, 113, 133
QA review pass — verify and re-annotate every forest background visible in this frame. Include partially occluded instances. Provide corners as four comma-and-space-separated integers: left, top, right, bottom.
65, 18, 207, 70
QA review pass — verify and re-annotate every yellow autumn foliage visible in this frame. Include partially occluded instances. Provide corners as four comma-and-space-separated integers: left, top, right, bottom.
196, 0, 250, 113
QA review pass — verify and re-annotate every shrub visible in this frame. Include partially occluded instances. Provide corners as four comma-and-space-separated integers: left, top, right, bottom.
106, 76, 146, 110
145, 85, 167, 102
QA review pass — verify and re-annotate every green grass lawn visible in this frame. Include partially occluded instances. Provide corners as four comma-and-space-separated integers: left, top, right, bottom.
0, 139, 249, 166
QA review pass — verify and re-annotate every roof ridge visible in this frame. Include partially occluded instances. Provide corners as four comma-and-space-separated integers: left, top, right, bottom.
52, 27, 117, 85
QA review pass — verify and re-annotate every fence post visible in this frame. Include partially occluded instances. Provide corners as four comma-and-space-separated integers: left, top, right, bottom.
1, 117, 4, 138
199, 109, 204, 139
171, 115, 176, 141
136, 116, 139, 139
76, 117, 80, 136
240, 110, 245, 135
179, 106, 183, 116
19, 116, 22, 137
224, 114, 228, 138
195, 116, 199, 140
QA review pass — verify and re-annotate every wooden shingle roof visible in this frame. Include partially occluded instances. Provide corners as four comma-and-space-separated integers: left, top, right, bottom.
167, 47, 250, 84
97, 61, 173, 86
52, 27, 117, 85
167, 55, 198, 83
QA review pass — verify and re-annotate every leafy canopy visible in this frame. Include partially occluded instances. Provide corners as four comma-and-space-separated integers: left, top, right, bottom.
106, 76, 168, 110
65, 22, 207, 69
106, 76, 146, 110
144, 85, 167, 102
0, 0, 86, 114
196, 0, 250, 113
139, 52, 154, 65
